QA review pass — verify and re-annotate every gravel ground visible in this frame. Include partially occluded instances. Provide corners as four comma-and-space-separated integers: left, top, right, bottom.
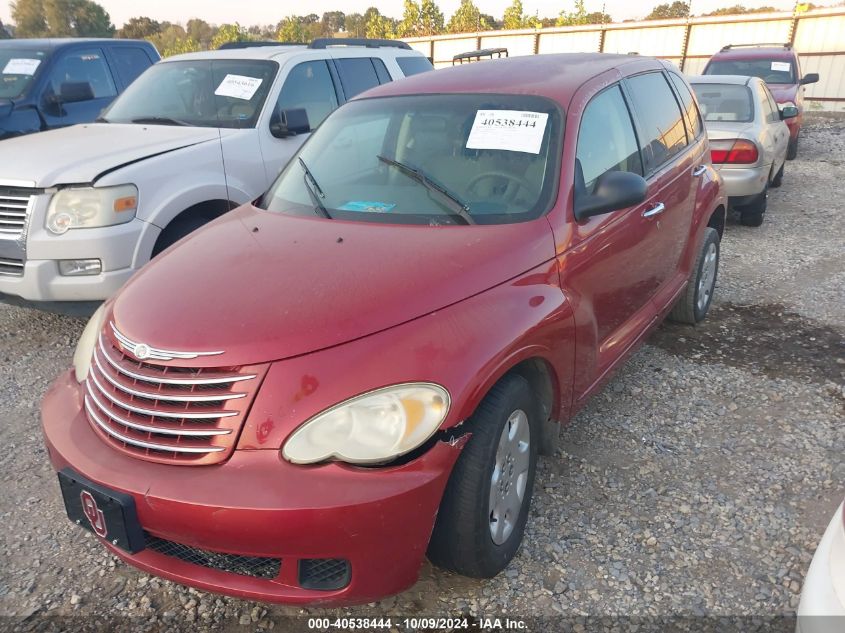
0, 118, 843, 632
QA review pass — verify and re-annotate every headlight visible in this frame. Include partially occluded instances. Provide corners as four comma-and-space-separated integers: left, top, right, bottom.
73, 304, 106, 382
282, 383, 451, 465
46, 184, 138, 235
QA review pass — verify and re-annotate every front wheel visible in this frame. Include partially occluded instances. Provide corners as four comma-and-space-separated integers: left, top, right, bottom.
668, 227, 720, 325
427, 374, 538, 578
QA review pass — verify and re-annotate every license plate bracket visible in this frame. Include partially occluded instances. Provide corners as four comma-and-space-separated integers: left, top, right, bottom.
58, 468, 145, 554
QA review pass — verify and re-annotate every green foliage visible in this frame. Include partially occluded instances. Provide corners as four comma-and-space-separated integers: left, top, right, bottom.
701, 5, 776, 16
645, 1, 690, 20
398, 0, 444, 36
276, 16, 308, 43
585, 11, 612, 24
321, 11, 346, 36
146, 24, 199, 57
556, 0, 588, 26
502, 0, 527, 30
365, 10, 397, 39
344, 13, 366, 37
186, 18, 216, 48
12, 0, 115, 37
116, 16, 161, 39
447, 0, 491, 34
211, 22, 248, 49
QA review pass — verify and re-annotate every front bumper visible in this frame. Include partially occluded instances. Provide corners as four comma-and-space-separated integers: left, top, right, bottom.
714, 164, 770, 200
797, 503, 845, 632
41, 370, 462, 606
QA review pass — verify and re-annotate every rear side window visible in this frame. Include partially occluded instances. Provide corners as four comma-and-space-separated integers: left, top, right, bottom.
690, 83, 754, 123
372, 58, 391, 84
761, 84, 781, 123
275, 60, 339, 129
396, 56, 434, 77
48, 48, 116, 99
575, 85, 643, 195
335, 58, 381, 98
668, 73, 703, 141
626, 72, 688, 173
110, 47, 153, 87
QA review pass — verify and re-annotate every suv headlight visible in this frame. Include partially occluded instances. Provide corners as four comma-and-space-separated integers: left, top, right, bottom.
282, 383, 450, 465
46, 184, 138, 235
73, 304, 106, 382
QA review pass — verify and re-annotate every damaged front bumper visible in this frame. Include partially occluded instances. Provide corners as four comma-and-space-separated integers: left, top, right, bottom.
41, 370, 466, 606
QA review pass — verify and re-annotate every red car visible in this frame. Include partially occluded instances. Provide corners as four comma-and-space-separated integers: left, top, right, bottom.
703, 43, 819, 160
41, 53, 726, 606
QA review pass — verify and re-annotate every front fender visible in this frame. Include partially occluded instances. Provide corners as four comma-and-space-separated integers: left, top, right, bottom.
237, 259, 575, 451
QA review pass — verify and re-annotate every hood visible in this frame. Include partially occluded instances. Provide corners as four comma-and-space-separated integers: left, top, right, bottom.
0, 123, 220, 187
111, 206, 556, 367
767, 83, 798, 104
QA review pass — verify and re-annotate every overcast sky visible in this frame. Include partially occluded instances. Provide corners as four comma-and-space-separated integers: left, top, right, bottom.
0, 0, 833, 27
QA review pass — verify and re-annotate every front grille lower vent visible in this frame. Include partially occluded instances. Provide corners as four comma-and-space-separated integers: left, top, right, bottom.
144, 533, 281, 579
84, 332, 265, 465
298, 558, 351, 590
0, 257, 23, 276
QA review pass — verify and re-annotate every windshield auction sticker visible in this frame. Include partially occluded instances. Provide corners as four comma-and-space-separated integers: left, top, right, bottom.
771, 61, 791, 72
466, 110, 549, 154
214, 74, 263, 100
2, 58, 41, 75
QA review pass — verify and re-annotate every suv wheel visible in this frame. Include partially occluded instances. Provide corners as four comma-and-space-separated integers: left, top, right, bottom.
428, 374, 538, 578
152, 216, 210, 257
669, 227, 720, 325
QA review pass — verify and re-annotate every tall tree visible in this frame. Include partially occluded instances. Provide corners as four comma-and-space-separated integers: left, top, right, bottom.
147, 24, 201, 57
503, 0, 526, 29
12, 0, 114, 37
585, 11, 612, 23
645, 1, 690, 19
419, 0, 445, 35
556, 0, 588, 26
398, 0, 422, 37
211, 23, 248, 49
365, 10, 396, 39
276, 17, 308, 43
186, 18, 216, 48
344, 12, 365, 37
447, 0, 490, 34
116, 16, 161, 39
320, 11, 345, 36
701, 5, 776, 16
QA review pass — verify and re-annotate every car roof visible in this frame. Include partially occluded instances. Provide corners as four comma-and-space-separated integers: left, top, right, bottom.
165, 44, 424, 63
709, 46, 795, 61
359, 53, 664, 104
690, 74, 756, 86
0, 38, 149, 50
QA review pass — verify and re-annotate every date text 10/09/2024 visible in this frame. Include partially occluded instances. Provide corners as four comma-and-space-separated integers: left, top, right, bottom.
307, 617, 529, 630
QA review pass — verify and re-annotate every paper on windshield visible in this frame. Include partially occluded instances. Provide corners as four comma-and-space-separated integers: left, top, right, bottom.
466, 110, 549, 154
771, 61, 791, 72
2, 58, 41, 75
214, 74, 263, 100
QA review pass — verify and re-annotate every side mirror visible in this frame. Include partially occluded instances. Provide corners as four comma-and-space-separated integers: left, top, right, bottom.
58, 81, 95, 104
271, 107, 310, 139
780, 105, 799, 120
800, 73, 819, 86
574, 171, 648, 221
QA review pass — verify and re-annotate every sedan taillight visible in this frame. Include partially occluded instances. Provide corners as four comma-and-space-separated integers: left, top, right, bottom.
710, 139, 759, 164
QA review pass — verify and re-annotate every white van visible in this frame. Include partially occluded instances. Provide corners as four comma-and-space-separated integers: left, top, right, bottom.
0, 39, 433, 307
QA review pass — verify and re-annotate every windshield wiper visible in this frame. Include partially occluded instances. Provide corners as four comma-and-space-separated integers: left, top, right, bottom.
377, 155, 475, 225
130, 116, 191, 126
299, 157, 331, 220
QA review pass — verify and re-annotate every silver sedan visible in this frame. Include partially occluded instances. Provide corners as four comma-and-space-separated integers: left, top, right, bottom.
690, 74, 796, 227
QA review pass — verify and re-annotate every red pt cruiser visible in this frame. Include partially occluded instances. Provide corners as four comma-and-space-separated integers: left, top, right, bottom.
41, 54, 726, 605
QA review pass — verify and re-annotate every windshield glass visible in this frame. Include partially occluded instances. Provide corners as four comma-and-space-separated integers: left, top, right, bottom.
261, 94, 562, 225
0, 48, 49, 99
102, 59, 277, 128
691, 83, 754, 122
706, 59, 795, 84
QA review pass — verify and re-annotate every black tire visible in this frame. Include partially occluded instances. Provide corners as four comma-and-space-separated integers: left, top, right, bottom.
770, 162, 784, 188
786, 135, 798, 160
738, 183, 768, 227
152, 216, 210, 257
428, 374, 539, 578
668, 227, 720, 325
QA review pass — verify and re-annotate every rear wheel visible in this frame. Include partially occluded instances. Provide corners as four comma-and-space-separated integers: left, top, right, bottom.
669, 227, 720, 325
770, 162, 784, 188
738, 183, 768, 227
428, 374, 538, 578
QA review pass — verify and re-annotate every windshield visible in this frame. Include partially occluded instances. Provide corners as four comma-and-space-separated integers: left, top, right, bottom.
101, 59, 277, 128
261, 94, 562, 225
705, 59, 795, 84
0, 48, 49, 99
691, 83, 754, 123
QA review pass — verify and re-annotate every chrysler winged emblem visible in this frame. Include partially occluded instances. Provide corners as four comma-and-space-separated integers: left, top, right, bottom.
109, 322, 223, 361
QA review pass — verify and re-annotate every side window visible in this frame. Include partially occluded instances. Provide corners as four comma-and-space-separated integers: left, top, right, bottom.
575, 85, 643, 196
763, 85, 780, 123
47, 48, 116, 100
372, 58, 392, 84
669, 72, 703, 141
274, 60, 339, 130
626, 72, 689, 174
396, 56, 434, 77
335, 58, 380, 98
110, 47, 153, 87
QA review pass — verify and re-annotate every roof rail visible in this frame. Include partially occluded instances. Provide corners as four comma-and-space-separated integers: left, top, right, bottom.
217, 41, 303, 50
720, 42, 792, 52
308, 38, 411, 50
452, 48, 509, 64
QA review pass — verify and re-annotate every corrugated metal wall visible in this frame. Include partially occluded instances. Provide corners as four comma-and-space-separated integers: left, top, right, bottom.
403, 7, 845, 111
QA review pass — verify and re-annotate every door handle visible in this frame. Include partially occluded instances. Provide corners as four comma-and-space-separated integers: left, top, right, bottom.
692, 165, 707, 177
642, 203, 665, 218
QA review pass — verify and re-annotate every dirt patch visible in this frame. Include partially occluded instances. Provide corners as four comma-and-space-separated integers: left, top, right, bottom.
651, 303, 845, 386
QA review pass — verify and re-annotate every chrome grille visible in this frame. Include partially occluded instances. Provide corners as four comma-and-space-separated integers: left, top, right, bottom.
84, 333, 265, 465
0, 257, 23, 276
0, 187, 36, 236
